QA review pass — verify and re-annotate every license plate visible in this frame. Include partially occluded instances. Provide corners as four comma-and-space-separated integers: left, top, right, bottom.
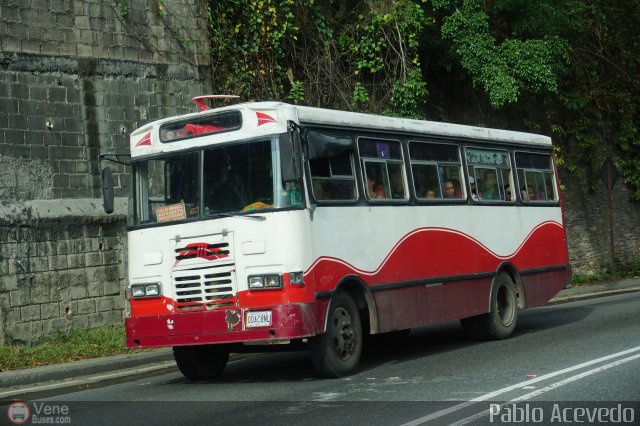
246, 311, 272, 328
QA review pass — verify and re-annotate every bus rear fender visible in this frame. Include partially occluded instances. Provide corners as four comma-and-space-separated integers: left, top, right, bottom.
494, 262, 525, 310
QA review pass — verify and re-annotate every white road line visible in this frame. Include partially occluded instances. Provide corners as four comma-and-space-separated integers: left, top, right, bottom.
512, 352, 640, 401
453, 352, 640, 425
399, 345, 640, 426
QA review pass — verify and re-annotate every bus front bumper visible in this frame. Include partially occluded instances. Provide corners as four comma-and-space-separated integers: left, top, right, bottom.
125, 303, 318, 348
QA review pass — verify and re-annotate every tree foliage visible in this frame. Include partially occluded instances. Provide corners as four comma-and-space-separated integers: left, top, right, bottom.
432, 0, 568, 108
207, 0, 640, 199
478, 0, 640, 198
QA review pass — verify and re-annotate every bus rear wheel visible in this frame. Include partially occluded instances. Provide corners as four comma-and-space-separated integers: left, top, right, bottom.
173, 344, 229, 381
310, 292, 363, 378
461, 272, 518, 340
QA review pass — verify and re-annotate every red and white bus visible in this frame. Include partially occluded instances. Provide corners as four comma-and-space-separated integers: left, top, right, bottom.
106, 100, 571, 379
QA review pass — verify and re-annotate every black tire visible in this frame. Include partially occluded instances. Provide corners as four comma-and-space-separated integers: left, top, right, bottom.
310, 292, 363, 378
173, 344, 230, 381
461, 272, 518, 340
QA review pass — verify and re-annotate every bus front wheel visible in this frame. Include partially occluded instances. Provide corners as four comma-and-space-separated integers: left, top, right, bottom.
173, 344, 229, 381
461, 272, 518, 340
310, 292, 363, 378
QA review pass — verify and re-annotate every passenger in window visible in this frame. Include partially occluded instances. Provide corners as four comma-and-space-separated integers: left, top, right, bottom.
367, 176, 385, 199
323, 182, 337, 199
504, 184, 512, 201
444, 179, 462, 199
480, 171, 500, 200
312, 180, 326, 200
527, 185, 538, 201
390, 173, 405, 199
424, 189, 437, 199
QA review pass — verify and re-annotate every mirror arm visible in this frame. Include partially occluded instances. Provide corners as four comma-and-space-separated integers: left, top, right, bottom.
98, 153, 131, 166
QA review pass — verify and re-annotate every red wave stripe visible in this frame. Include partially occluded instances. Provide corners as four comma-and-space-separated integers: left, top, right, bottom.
305, 222, 567, 292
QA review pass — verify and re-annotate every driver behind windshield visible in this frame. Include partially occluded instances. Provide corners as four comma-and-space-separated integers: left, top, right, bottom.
202, 155, 244, 214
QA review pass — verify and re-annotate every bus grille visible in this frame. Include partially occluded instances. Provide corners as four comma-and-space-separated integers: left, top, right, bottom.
172, 264, 237, 311
174, 242, 230, 265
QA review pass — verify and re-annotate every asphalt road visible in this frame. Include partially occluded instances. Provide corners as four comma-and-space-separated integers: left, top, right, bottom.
31, 292, 640, 425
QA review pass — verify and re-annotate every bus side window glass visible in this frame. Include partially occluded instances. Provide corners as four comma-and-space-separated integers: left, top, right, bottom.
310, 151, 357, 201
358, 137, 405, 201
310, 157, 330, 200
524, 170, 543, 201
515, 152, 556, 203
440, 165, 463, 199
466, 148, 512, 202
409, 141, 462, 201
477, 168, 501, 200
412, 164, 441, 199
543, 172, 556, 200
388, 163, 406, 199
363, 161, 387, 199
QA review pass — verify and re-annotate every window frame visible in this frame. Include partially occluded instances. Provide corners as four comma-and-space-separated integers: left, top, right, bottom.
357, 136, 409, 203
308, 149, 359, 203
514, 150, 558, 203
465, 146, 514, 203
159, 110, 242, 143
408, 140, 465, 202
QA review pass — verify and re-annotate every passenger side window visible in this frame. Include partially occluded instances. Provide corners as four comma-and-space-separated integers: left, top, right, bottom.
409, 141, 463, 200
358, 138, 407, 201
466, 148, 513, 202
309, 150, 357, 201
515, 152, 557, 202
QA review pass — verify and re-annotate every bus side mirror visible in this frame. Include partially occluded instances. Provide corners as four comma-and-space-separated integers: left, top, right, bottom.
101, 167, 115, 214
279, 131, 302, 182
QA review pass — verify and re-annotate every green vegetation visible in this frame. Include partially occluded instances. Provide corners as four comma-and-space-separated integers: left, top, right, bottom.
0, 325, 132, 372
570, 259, 640, 286
569, 272, 607, 286
205, 0, 640, 199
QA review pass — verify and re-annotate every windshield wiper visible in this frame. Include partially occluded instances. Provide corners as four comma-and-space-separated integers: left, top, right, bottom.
217, 212, 266, 221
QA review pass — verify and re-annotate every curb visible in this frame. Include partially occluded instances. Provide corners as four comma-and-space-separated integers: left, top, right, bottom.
549, 277, 640, 304
0, 348, 174, 390
549, 286, 640, 304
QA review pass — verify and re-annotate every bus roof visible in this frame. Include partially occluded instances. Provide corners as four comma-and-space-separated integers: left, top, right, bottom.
130, 101, 552, 155
293, 104, 552, 146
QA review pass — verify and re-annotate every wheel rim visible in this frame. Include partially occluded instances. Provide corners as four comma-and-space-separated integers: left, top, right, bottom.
496, 284, 516, 327
329, 306, 356, 360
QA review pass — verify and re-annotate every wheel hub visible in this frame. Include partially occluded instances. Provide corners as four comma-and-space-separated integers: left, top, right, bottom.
331, 307, 355, 360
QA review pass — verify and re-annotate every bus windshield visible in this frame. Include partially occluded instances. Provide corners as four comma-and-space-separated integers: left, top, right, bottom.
131, 138, 303, 225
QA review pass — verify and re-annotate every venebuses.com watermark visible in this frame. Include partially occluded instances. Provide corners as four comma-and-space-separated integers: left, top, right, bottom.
7, 401, 72, 425
489, 403, 636, 424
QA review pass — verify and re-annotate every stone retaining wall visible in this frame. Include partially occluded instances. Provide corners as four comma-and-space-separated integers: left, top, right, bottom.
0, 0, 212, 344
561, 170, 640, 276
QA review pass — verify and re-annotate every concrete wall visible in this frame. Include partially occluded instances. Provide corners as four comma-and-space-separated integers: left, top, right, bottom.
0, 0, 212, 344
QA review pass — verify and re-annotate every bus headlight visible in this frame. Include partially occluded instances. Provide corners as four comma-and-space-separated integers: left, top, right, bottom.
248, 274, 282, 290
130, 283, 162, 298
145, 284, 160, 296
